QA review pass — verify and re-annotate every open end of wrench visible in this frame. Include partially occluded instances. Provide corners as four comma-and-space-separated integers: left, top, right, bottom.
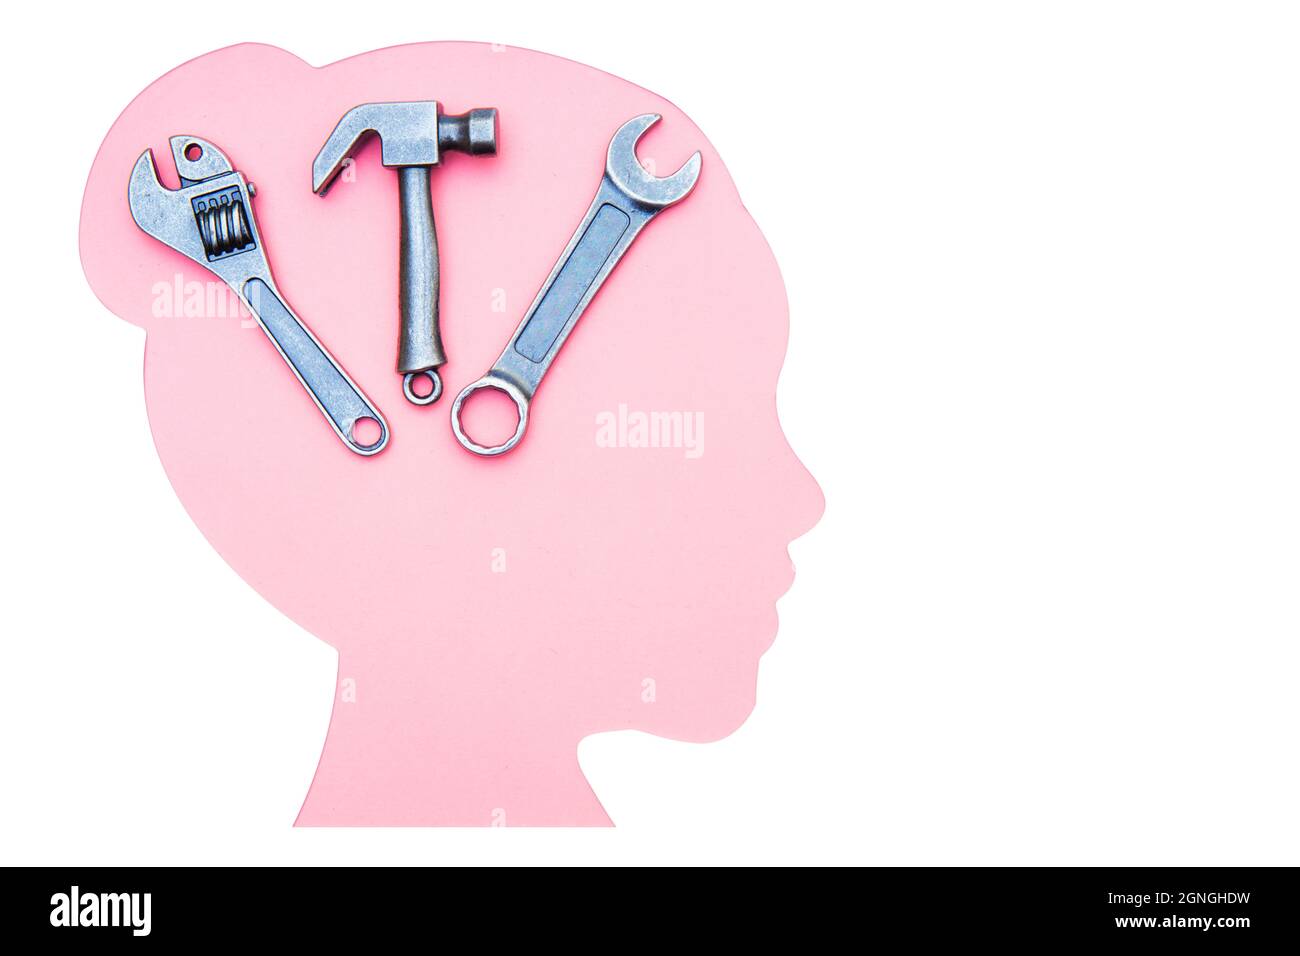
605, 114, 702, 209
128, 136, 238, 256
451, 374, 530, 457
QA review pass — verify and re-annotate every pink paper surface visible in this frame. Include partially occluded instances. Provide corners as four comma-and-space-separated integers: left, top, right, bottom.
80, 42, 823, 826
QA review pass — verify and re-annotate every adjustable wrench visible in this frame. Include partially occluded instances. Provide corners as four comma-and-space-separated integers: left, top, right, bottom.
128, 135, 389, 456
451, 114, 701, 456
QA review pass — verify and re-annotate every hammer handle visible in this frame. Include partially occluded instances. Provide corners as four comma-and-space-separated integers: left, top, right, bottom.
397, 166, 446, 375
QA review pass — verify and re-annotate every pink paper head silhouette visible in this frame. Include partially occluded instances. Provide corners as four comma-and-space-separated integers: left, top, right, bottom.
80, 42, 822, 825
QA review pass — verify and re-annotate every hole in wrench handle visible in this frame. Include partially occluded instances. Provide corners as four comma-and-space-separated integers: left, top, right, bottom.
244, 278, 390, 456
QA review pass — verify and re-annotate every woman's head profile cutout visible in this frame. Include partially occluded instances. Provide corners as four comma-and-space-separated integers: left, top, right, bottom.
81, 42, 823, 825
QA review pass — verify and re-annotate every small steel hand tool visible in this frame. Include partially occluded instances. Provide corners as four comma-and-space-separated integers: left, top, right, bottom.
128, 135, 389, 456
451, 114, 700, 457
312, 102, 498, 406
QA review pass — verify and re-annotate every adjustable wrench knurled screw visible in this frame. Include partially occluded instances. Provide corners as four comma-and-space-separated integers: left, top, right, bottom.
312, 102, 499, 406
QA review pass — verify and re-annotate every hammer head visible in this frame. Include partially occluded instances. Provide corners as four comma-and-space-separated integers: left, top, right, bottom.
312, 101, 498, 195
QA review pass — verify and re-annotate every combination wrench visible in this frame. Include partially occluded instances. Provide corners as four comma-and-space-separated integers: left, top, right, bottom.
451, 113, 701, 456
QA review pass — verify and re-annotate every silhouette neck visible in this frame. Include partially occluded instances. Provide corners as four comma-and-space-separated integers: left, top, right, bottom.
295, 651, 611, 827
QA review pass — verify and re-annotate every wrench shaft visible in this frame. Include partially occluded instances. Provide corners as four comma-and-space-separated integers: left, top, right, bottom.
515, 203, 630, 363
490, 181, 653, 397
244, 278, 389, 455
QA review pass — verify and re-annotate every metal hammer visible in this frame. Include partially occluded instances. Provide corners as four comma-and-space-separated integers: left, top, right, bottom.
312, 101, 498, 405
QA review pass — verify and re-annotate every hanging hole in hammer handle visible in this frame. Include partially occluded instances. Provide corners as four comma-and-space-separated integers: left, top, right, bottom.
451, 375, 530, 457
403, 369, 443, 406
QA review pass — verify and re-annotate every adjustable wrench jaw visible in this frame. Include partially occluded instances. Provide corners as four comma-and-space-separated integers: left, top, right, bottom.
127, 135, 269, 288
166, 134, 237, 186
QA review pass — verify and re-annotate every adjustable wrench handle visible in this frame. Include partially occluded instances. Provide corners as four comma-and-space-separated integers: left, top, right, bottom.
243, 278, 390, 456
397, 166, 446, 404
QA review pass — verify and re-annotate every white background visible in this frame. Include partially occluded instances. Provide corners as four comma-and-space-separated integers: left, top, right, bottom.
2, 1, 1298, 865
